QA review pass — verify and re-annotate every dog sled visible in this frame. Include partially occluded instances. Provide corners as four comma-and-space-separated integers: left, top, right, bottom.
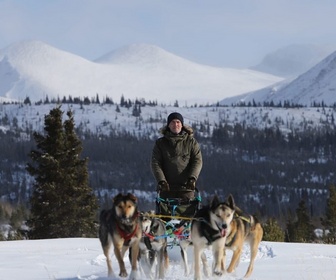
155, 187, 201, 247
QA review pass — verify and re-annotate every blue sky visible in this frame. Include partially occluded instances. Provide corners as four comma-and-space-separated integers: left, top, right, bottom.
1, 0, 336, 68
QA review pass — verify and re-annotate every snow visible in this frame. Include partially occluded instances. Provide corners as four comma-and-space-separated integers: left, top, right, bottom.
221, 49, 336, 107
0, 103, 333, 142
0, 238, 335, 279
0, 41, 283, 105
3, 40, 336, 107
3, 40, 336, 108
250, 44, 336, 78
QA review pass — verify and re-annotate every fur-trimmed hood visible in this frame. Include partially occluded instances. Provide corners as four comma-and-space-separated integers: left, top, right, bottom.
159, 124, 194, 136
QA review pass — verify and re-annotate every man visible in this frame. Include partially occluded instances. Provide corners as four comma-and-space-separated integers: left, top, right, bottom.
151, 112, 202, 199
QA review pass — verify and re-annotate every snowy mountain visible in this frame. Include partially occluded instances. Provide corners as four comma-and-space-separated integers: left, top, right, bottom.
0, 40, 282, 105
221, 50, 336, 106
95, 43, 192, 69
251, 44, 336, 78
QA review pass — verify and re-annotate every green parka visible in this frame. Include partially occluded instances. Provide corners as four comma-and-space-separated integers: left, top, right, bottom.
151, 125, 203, 189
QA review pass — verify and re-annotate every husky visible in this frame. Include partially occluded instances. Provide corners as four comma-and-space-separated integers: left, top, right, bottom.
191, 194, 233, 280
223, 197, 263, 278
190, 194, 263, 279
99, 193, 142, 279
139, 210, 169, 279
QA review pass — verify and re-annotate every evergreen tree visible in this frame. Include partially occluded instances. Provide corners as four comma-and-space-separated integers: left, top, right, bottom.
262, 218, 285, 242
95, 94, 100, 104
120, 95, 125, 107
321, 184, 336, 244
83, 96, 91, 105
286, 200, 314, 243
132, 104, 141, 117
27, 106, 98, 239
23, 96, 31, 105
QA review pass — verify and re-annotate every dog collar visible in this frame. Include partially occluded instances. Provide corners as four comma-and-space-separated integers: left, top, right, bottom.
116, 223, 139, 241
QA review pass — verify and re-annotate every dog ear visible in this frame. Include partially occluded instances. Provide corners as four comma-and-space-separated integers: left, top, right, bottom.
227, 194, 235, 209
127, 193, 138, 204
113, 193, 123, 204
139, 211, 146, 220
210, 195, 220, 210
141, 211, 150, 218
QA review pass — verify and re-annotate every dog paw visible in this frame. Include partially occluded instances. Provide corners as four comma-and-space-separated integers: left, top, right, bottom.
227, 267, 235, 273
213, 270, 223, 276
119, 270, 128, 278
128, 270, 140, 280
203, 267, 211, 277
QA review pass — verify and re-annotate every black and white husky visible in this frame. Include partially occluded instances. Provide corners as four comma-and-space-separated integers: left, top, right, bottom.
190, 194, 263, 279
190, 195, 233, 279
139, 211, 169, 279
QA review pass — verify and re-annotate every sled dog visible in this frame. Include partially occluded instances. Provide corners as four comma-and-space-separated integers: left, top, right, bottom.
191, 194, 263, 279
223, 196, 263, 278
191, 194, 233, 280
99, 193, 142, 279
139, 211, 169, 279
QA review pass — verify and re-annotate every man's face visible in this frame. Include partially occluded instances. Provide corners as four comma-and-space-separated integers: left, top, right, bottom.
168, 119, 182, 134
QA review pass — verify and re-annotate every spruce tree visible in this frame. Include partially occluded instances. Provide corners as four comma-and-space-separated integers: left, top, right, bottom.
286, 200, 314, 243
27, 106, 98, 239
263, 218, 285, 242
321, 184, 336, 243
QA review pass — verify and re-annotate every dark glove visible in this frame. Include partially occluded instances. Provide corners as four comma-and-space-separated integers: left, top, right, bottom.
157, 180, 170, 191
186, 178, 196, 190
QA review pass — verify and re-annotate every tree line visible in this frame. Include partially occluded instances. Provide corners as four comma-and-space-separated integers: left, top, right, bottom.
1, 105, 336, 242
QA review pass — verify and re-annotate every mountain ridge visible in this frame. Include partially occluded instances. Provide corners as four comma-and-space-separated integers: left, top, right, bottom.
221, 49, 336, 106
0, 40, 282, 105
250, 43, 336, 78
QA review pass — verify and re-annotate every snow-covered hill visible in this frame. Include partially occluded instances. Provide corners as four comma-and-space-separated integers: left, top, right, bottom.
1, 103, 335, 141
251, 44, 336, 78
0, 41, 282, 105
221, 50, 336, 107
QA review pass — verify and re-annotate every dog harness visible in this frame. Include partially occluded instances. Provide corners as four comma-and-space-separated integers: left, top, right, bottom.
225, 215, 252, 247
116, 223, 139, 242
198, 219, 226, 244
112, 211, 140, 242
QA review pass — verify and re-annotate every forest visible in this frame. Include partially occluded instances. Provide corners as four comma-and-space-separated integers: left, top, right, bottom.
0, 110, 335, 223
